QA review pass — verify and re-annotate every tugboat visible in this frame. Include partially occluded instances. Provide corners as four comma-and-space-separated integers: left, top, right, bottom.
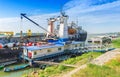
4, 64, 30, 72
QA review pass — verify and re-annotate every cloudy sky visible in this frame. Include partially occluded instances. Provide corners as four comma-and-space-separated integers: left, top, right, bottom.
0, 0, 120, 34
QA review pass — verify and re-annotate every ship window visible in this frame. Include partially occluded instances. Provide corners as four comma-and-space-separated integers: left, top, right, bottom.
58, 48, 62, 51
34, 51, 37, 55
47, 49, 51, 52
24, 49, 26, 53
24, 49, 28, 53
75, 45, 77, 47
68, 45, 70, 47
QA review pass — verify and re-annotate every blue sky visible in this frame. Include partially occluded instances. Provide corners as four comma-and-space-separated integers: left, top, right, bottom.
0, 0, 120, 34
0, 0, 69, 18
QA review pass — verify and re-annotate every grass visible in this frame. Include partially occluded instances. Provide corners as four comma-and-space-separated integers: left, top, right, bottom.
23, 52, 103, 77
63, 52, 102, 65
112, 38, 120, 48
72, 56, 120, 77
105, 56, 120, 68
23, 65, 73, 77
40, 65, 72, 77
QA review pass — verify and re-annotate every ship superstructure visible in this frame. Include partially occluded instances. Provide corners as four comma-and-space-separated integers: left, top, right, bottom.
46, 12, 87, 41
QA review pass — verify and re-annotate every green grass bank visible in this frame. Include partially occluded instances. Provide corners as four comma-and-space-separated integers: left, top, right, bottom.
23, 52, 102, 77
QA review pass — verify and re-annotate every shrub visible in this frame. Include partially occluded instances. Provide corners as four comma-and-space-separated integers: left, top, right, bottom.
112, 38, 120, 48
58, 65, 67, 71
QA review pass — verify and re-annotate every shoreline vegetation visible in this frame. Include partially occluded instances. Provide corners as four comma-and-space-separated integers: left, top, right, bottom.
112, 38, 120, 48
72, 56, 120, 77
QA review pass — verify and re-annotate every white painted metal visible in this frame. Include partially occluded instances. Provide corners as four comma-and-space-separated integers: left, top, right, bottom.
58, 15, 68, 39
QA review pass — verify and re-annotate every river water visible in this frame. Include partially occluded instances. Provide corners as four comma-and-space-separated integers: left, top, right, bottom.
0, 63, 39, 77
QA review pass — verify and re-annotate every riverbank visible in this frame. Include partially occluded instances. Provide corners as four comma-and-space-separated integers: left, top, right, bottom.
22, 52, 103, 77
72, 52, 120, 77
22, 37, 120, 77
1, 37, 119, 77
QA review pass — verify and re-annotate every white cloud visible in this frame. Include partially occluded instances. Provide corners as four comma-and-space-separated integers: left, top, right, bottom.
0, 13, 59, 34
63, 0, 120, 33
64, 0, 120, 14
0, 0, 120, 34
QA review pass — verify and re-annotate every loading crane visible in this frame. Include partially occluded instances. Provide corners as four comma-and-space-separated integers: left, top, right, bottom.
20, 13, 52, 35
0, 31, 14, 35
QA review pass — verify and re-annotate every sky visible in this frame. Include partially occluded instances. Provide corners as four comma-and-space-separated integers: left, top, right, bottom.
0, 0, 120, 34
0, 0, 69, 18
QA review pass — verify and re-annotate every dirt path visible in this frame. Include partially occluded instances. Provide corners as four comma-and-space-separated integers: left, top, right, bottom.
62, 64, 87, 77
91, 48, 120, 65
62, 49, 120, 77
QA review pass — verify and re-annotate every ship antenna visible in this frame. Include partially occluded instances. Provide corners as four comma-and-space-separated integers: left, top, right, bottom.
61, 11, 65, 16
60, 6, 65, 16
77, 17, 78, 26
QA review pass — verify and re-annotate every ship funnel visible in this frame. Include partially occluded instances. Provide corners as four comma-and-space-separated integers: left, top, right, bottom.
58, 13, 69, 41
46, 18, 56, 38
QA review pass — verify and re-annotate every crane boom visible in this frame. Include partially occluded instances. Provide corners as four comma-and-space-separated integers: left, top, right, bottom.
20, 13, 51, 34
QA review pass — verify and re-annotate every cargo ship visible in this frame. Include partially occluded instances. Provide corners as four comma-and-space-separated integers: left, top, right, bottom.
20, 12, 87, 61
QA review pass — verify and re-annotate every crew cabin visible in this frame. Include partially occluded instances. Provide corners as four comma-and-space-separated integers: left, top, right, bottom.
22, 41, 85, 61
22, 43, 64, 61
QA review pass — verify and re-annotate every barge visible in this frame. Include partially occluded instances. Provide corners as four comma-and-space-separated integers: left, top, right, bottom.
22, 41, 85, 61
0, 47, 22, 64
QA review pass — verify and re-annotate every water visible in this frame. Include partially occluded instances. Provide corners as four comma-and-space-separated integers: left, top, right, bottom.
0, 63, 40, 77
